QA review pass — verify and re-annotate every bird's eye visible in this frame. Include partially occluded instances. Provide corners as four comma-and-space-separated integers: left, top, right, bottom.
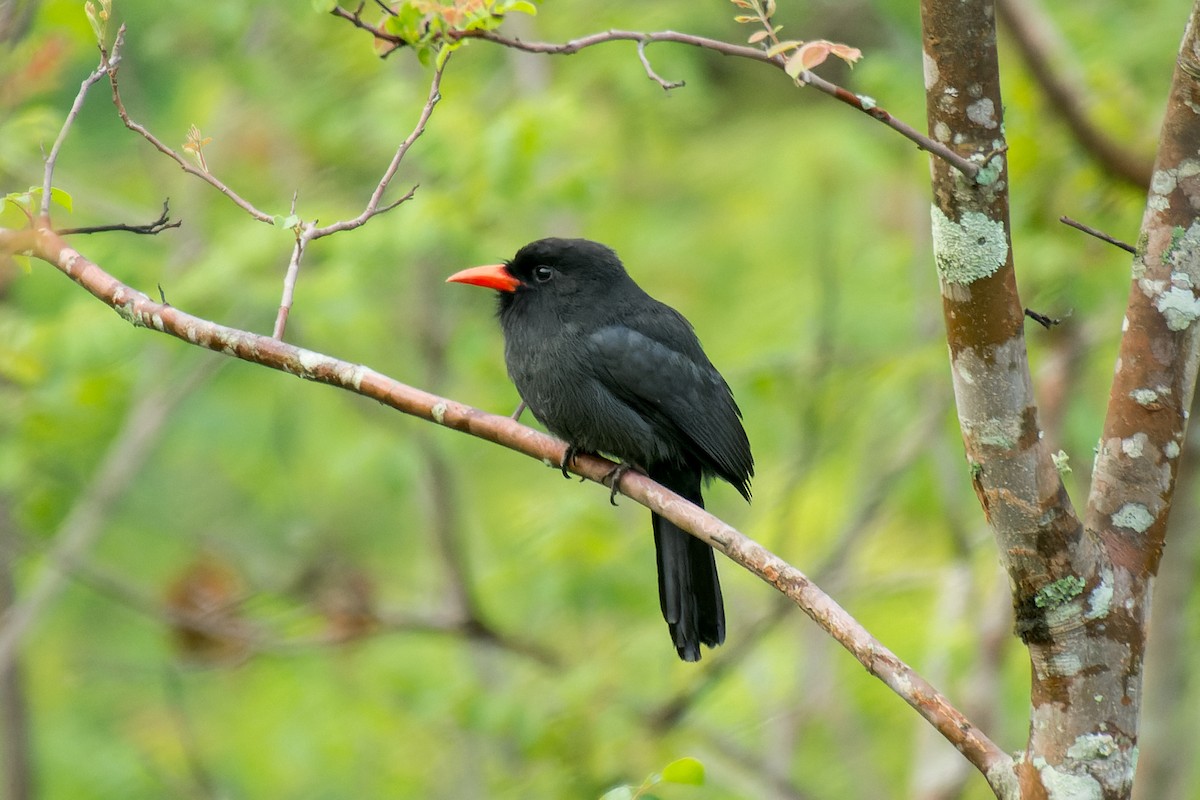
533, 266, 553, 283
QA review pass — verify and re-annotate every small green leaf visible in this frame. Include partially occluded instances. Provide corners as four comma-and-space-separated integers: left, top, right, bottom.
5, 191, 33, 212
504, 0, 538, 15
49, 187, 73, 214
660, 757, 705, 786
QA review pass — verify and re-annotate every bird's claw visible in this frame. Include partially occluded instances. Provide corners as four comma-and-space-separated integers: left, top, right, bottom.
604, 463, 635, 506
561, 444, 580, 480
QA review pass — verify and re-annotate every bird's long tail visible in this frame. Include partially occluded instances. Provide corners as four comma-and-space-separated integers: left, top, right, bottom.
648, 463, 725, 662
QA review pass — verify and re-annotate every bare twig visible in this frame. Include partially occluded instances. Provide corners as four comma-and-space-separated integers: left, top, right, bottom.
308, 61, 442, 238
1024, 307, 1061, 328
272, 230, 306, 340
105, 26, 275, 224
328, 7, 982, 181
40, 38, 122, 218
450, 28, 983, 181
271, 64, 440, 340
1059, 214, 1136, 254
330, 4, 405, 47
636, 40, 685, 90
9, 225, 1008, 777
57, 199, 180, 236
997, 0, 1153, 189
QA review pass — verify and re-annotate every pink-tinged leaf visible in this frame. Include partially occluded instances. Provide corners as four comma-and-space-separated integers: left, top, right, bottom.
764, 39, 802, 58
786, 41, 831, 77
829, 43, 863, 66
764, 0, 777, 16
747, 29, 770, 44
729, 0, 754, 7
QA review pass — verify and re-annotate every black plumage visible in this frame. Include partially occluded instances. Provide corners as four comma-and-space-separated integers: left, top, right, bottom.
448, 238, 753, 661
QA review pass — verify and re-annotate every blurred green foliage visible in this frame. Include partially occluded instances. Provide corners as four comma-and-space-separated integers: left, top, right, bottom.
1, 0, 1194, 798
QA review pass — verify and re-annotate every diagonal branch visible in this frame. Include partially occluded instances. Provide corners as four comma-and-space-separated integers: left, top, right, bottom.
455, 28, 982, 181
4, 222, 1010, 779
41, 39, 121, 217
105, 26, 275, 224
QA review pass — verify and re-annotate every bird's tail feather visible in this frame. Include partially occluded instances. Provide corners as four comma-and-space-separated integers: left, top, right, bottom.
649, 465, 725, 662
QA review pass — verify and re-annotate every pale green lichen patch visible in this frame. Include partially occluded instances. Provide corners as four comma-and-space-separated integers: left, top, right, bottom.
930, 207, 1008, 285
858, 95, 876, 110
1039, 762, 1102, 800
1155, 285, 1200, 330
1067, 733, 1117, 761
1162, 222, 1200, 273
431, 402, 448, 424
1150, 168, 1178, 196
1035, 575, 1086, 609
1112, 503, 1154, 532
1121, 433, 1147, 458
973, 155, 1003, 187
969, 415, 1022, 449
966, 97, 997, 129
1129, 387, 1159, 406
1086, 566, 1113, 619
1165, 440, 1181, 459
1052, 449, 1071, 475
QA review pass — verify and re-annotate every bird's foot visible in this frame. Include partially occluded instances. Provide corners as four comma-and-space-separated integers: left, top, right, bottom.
603, 463, 642, 506
561, 444, 590, 480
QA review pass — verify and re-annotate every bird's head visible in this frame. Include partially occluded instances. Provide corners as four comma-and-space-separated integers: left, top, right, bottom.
446, 238, 634, 321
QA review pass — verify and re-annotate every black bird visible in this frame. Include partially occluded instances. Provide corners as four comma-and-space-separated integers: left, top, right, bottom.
447, 238, 753, 661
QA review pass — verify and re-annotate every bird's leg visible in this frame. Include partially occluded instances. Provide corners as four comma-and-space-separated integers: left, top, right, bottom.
603, 462, 644, 506
511, 400, 527, 421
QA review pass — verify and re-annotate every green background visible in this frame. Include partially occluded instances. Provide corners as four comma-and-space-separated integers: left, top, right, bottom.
1, 0, 1194, 797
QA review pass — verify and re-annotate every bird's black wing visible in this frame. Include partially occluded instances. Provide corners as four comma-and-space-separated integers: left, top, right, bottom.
585, 314, 753, 498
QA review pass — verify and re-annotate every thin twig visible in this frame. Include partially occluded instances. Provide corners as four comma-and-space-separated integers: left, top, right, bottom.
57, 199, 180, 236
308, 61, 443, 238
637, 40, 685, 90
271, 64, 439, 340
272, 230, 306, 339
1024, 308, 1061, 328
330, 4, 405, 47
1059, 215, 1136, 254
327, 9, 981, 179
451, 28, 982, 181
41, 40, 122, 218
105, 26, 275, 224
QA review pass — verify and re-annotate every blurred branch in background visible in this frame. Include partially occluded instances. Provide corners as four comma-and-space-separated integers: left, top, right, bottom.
0, 352, 221, 667
997, 0, 1153, 189
0, 499, 34, 800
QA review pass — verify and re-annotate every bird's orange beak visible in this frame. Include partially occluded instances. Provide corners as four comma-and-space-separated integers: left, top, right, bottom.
446, 264, 521, 293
